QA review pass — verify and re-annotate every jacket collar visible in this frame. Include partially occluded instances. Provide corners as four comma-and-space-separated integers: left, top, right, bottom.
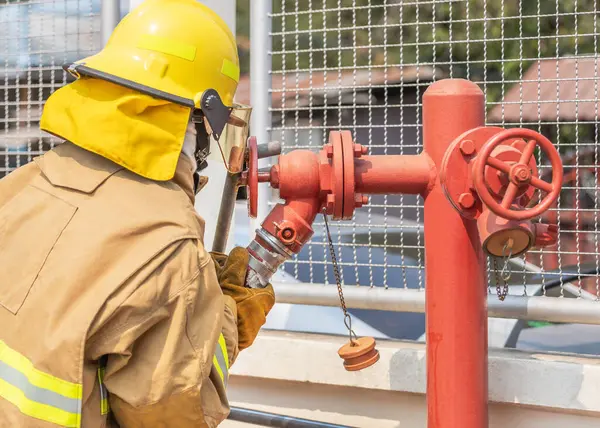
35, 142, 208, 202
172, 154, 209, 203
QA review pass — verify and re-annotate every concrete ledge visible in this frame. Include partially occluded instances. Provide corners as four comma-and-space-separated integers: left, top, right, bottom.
230, 330, 600, 415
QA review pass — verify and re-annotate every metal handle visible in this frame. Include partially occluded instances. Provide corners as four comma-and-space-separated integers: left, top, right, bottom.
257, 141, 282, 159
228, 407, 354, 428
472, 128, 563, 221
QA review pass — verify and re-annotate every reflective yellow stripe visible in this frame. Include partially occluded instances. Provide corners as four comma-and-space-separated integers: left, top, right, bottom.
217, 333, 229, 370
0, 340, 81, 427
97, 366, 109, 416
137, 34, 197, 61
212, 355, 225, 384
221, 58, 240, 82
212, 333, 230, 387
0, 341, 80, 399
0, 378, 80, 427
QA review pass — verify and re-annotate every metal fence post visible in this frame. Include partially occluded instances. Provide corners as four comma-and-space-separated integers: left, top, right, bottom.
250, 0, 273, 233
423, 80, 488, 428
101, 0, 121, 46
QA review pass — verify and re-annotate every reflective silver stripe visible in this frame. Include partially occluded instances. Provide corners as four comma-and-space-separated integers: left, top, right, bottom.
214, 345, 229, 387
97, 365, 109, 415
99, 380, 108, 403
0, 361, 80, 414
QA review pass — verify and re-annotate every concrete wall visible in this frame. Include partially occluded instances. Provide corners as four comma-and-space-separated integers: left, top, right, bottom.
222, 331, 600, 427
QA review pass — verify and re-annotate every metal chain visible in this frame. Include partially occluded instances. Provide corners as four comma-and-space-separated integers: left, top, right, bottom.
322, 209, 358, 344
492, 258, 509, 301
492, 239, 514, 301
501, 240, 514, 282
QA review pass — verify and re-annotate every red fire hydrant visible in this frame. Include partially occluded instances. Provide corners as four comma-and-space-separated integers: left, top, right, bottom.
240, 79, 563, 428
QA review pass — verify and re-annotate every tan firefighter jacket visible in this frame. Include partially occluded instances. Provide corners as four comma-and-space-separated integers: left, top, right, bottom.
0, 142, 240, 428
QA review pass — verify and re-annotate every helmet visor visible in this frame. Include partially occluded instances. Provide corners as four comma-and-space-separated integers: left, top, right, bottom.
215, 104, 252, 173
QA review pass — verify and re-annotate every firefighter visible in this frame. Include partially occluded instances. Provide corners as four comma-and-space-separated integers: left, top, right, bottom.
0, 0, 275, 426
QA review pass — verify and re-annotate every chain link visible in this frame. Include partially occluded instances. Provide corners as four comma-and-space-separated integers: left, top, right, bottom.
501, 239, 514, 281
322, 209, 358, 344
492, 239, 514, 301
492, 257, 509, 301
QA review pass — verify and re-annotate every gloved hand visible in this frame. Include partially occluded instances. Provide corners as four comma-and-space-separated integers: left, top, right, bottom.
210, 247, 275, 351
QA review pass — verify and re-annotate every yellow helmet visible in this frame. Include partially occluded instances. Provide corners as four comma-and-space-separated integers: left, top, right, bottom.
45, 0, 251, 180
67, 0, 240, 108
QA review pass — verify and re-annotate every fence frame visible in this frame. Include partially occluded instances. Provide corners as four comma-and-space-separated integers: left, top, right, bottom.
101, 0, 120, 46
250, 0, 274, 232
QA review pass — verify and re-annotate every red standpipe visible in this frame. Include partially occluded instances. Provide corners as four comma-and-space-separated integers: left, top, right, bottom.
423, 80, 488, 428
243, 78, 562, 426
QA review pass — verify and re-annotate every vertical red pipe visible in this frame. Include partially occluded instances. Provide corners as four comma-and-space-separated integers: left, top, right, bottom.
423, 79, 488, 428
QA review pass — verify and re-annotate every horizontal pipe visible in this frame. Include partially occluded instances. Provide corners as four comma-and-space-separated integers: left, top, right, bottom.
258, 171, 272, 182
354, 153, 434, 195
273, 283, 426, 313
509, 257, 598, 301
487, 295, 600, 324
271, 282, 600, 325
228, 407, 351, 428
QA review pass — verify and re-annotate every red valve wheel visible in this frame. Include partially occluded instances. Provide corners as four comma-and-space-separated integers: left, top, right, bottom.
246, 136, 258, 218
473, 128, 563, 221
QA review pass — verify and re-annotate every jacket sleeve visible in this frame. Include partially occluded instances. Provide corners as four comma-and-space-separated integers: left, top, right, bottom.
86, 238, 240, 428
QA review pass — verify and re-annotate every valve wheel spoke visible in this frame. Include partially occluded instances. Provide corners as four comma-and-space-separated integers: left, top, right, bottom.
486, 156, 511, 174
518, 139, 538, 165
530, 176, 553, 193
501, 182, 519, 209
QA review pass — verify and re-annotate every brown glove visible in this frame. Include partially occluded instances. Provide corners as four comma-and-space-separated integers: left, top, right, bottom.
210, 250, 228, 274
210, 247, 275, 351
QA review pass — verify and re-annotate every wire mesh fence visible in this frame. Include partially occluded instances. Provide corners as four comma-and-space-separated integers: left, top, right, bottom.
270, 0, 600, 300
0, 0, 102, 177
1, 0, 599, 303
